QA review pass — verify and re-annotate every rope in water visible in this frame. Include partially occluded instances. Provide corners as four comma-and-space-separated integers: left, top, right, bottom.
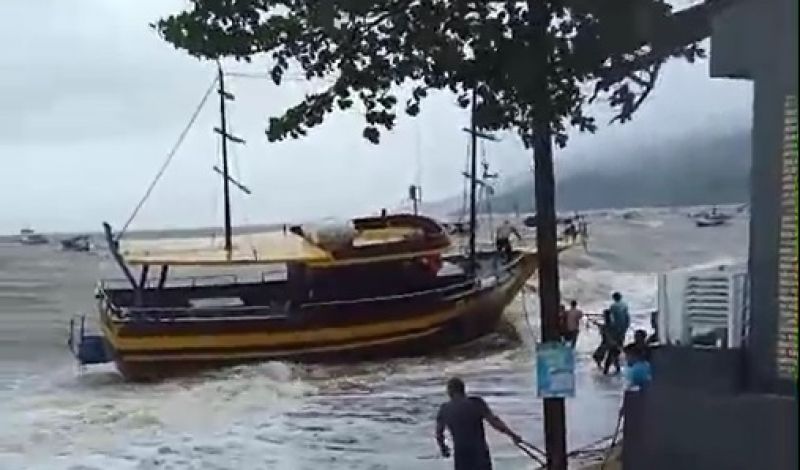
599, 408, 624, 470
525, 415, 623, 470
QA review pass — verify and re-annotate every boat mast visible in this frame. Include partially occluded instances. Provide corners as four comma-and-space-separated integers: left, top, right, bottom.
217, 64, 233, 253
468, 89, 479, 275
213, 62, 247, 256
462, 87, 498, 276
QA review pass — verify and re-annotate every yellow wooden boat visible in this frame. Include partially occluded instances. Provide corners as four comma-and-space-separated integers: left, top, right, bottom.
66, 66, 580, 381
64, 214, 579, 381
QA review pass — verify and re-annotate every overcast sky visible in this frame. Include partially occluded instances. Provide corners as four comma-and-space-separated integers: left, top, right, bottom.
1, 0, 753, 234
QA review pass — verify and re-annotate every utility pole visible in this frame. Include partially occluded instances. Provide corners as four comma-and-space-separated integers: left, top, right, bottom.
527, 0, 568, 468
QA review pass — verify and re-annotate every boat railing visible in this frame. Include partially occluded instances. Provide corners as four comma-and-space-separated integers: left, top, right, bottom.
302, 253, 530, 308
100, 253, 527, 321
108, 278, 479, 318
100, 270, 286, 291
113, 305, 291, 322
300, 277, 479, 309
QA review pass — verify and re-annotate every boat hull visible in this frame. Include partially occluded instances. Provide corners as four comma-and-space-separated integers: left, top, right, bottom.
102, 253, 537, 381
695, 219, 727, 227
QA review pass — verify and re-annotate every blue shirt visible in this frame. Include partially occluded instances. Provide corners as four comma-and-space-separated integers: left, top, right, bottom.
625, 361, 652, 390
609, 300, 630, 336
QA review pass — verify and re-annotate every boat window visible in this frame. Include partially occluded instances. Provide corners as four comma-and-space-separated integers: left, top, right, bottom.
188, 297, 244, 308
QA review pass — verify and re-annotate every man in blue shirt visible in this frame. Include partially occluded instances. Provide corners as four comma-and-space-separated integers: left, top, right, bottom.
609, 292, 631, 336
603, 292, 630, 374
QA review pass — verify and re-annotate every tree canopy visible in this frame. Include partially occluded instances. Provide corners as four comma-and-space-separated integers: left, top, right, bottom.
155, 0, 728, 148
154, 5, 733, 465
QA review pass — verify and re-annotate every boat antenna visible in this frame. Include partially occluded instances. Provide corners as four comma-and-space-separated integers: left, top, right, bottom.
214, 61, 247, 256
461, 86, 497, 276
408, 184, 422, 215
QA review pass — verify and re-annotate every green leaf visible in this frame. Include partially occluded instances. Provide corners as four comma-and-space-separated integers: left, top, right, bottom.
363, 126, 381, 144
156, 0, 716, 147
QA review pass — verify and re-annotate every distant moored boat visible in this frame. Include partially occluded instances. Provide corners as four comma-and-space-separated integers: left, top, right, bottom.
60, 235, 92, 252
19, 228, 48, 245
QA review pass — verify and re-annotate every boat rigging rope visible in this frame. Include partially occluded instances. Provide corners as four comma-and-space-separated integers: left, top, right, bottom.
519, 284, 538, 345
116, 75, 219, 241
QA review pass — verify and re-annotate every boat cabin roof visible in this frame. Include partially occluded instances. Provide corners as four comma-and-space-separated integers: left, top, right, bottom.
120, 218, 449, 267
121, 231, 331, 266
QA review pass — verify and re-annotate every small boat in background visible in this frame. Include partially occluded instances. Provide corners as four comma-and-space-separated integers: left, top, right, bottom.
621, 210, 642, 220
441, 220, 471, 236
19, 228, 48, 245
693, 206, 732, 227
695, 215, 728, 227
60, 235, 92, 252
523, 215, 537, 228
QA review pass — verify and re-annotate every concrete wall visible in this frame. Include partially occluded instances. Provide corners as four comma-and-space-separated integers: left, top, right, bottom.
711, 0, 798, 394
645, 346, 745, 393
621, 2, 799, 467
623, 388, 798, 470
622, 347, 798, 470
710, 0, 757, 80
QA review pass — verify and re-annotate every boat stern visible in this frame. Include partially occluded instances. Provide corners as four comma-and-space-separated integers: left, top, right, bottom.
67, 315, 113, 366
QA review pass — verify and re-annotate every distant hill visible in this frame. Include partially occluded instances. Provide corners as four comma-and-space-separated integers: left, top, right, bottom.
487, 128, 751, 213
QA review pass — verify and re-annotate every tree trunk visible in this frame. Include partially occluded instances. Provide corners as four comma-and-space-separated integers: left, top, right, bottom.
532, 120, 568, 470
528, 1, 568, 469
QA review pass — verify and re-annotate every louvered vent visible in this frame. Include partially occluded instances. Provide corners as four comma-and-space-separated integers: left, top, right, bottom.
658, 263, 748, 348
684, 275, 733, 340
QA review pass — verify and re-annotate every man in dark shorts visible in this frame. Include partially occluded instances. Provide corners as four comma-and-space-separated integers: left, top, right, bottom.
495, 220, 522, 261
435, 377, 522, 470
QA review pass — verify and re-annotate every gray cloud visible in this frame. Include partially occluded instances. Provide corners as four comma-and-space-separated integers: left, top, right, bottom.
0, 1, 752, 233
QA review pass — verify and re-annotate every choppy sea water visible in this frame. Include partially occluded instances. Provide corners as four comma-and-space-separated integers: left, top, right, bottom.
0, 206, 748, 470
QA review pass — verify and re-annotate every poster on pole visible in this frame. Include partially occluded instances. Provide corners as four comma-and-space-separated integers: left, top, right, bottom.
536, 342, 576, 398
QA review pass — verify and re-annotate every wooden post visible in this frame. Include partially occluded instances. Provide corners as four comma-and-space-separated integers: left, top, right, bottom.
102, 222, 137, 289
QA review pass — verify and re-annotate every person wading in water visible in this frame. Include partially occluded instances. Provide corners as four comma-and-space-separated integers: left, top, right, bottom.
435, 377, 522, 470
603, 292, 631, 374
563, 300, 584, 348
592, 309, 614, 372
495, 220, 522, 261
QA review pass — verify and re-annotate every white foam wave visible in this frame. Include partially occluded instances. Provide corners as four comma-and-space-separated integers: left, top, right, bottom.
0, 206, 749, 469
0, 361, 312, 468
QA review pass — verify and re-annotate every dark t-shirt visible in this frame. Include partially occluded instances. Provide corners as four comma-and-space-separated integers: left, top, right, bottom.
437, 396, 493, 469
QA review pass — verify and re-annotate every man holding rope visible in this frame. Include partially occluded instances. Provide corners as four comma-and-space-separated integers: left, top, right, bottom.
435, 377, 523, 470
